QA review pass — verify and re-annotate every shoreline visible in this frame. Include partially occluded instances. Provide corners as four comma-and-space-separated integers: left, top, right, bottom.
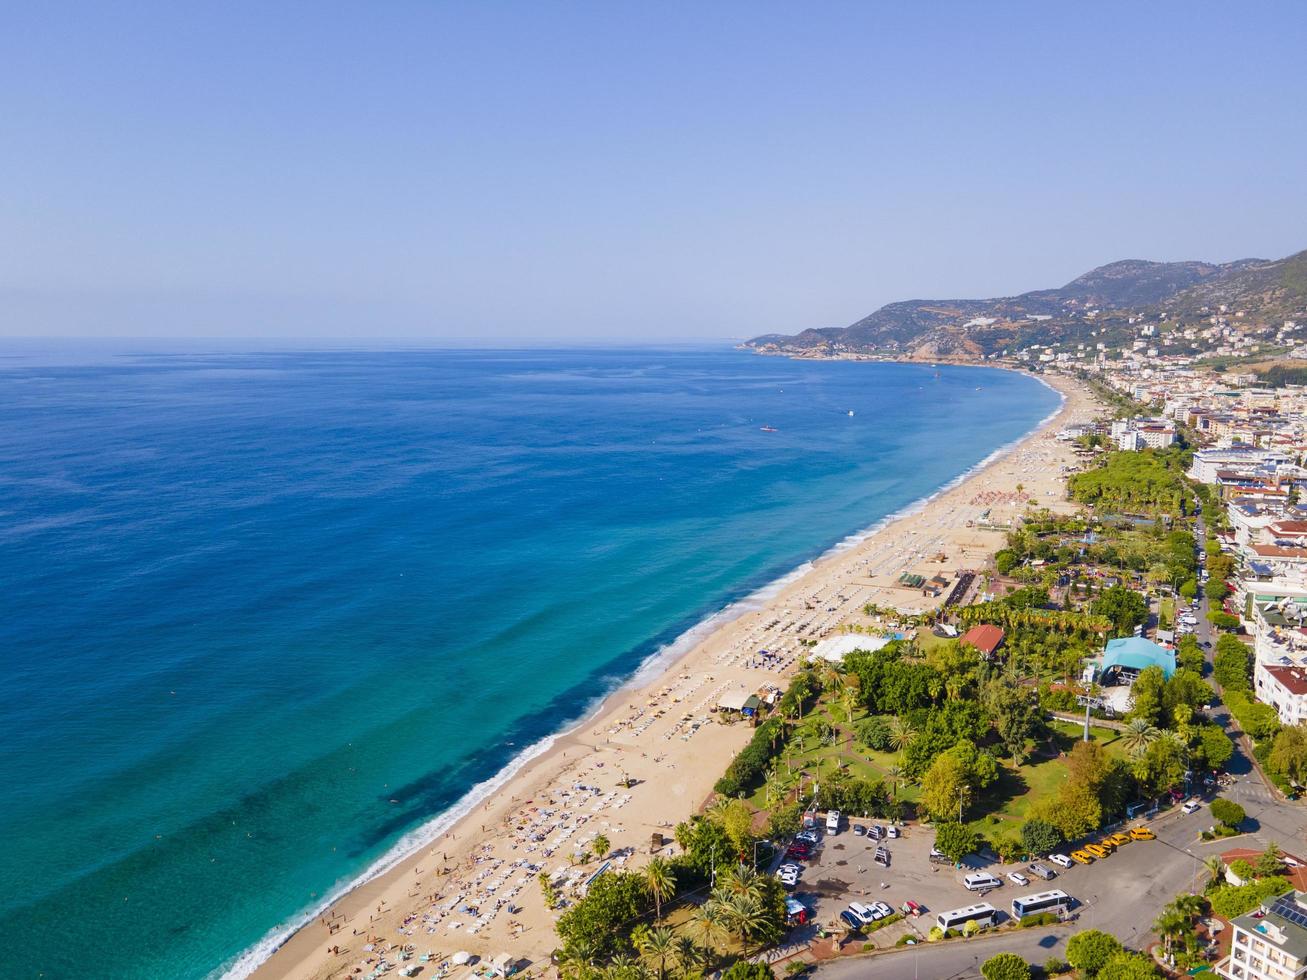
241, 366, 1095, 980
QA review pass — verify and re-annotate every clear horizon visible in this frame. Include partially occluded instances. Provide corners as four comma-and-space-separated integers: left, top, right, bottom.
3, 1, 1306, 343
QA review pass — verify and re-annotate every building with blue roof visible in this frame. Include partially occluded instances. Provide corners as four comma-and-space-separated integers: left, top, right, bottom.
1100, 636, 1176, 683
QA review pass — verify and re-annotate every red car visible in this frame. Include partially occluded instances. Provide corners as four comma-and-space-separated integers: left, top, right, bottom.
787, 844, 812, 861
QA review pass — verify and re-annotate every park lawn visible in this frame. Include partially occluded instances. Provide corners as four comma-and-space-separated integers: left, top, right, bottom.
963, 721, 1125, 835
1159, 596, 1176, 627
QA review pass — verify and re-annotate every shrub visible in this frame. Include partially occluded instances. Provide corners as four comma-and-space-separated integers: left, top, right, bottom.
865, 912, 904, 933
714, 717, 787, 796
1210, 797, 1245, 829
1044, 957, 1070, 977
1019, 911, 1060, 927
1209, 875, 1292, 918
981, 951, 1032, 980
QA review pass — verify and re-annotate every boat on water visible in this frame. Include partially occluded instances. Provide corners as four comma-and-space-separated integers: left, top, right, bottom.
760, 425, 778, 432
847, 410, 855, 416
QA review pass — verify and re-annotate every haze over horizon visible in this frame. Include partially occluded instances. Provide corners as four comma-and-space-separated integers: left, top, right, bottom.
4, 1, 1306, 344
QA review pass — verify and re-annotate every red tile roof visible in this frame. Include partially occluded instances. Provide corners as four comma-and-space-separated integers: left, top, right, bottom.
1264, 664, 1307, 696
960, 624, 1005, 656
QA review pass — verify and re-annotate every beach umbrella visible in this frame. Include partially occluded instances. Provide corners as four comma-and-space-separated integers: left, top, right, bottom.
452, 950, 472, 965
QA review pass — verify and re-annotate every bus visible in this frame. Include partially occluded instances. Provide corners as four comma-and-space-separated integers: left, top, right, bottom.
1011, 890, 1072, 920
936, 902, 998, 931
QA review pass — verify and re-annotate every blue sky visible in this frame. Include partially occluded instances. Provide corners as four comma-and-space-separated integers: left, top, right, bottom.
3, 1, 1305, 342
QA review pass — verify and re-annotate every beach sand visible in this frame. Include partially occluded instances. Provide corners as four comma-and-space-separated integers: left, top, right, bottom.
247, 370, 1100, 980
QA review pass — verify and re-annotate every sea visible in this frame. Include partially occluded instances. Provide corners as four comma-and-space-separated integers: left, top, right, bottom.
0, 345, 1060, 978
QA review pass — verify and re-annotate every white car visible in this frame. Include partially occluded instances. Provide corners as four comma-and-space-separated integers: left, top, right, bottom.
846, 902, 878, 925
1007, 871, 1030, 886
1049, 853, 1073, 868
1182, 800, 1202, 815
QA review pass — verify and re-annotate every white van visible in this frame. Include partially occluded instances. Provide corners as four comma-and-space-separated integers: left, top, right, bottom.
826, 810, 841, 834
963, 872, 1002, 891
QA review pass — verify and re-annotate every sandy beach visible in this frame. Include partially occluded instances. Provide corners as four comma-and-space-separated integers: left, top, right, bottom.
247, 369, 1100, 980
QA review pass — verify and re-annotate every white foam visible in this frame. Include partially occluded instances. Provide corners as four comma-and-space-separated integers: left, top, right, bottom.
219, 365, 1064, 979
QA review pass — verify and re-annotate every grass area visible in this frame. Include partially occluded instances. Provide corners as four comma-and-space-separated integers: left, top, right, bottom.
1159, 596, 1176, 627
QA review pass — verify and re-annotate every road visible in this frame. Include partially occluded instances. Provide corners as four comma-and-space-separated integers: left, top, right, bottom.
816, 928, 1068, 980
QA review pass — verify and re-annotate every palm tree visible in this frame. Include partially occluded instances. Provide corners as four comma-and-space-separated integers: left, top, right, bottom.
888, 717, 917, 755
885, 764, 903, 802
672, 936, 708, 977
592, 833, 611, 861
1119, 718, 1160, 757
643, 857, 676, 921
689, 902, 725, 945
1204, 854, 1226, 888
717, 892, 769, 951
721, 864, 765, 900
637, 926, 678, 980
559, 936, 603, 977
1154, 907, 1188, 957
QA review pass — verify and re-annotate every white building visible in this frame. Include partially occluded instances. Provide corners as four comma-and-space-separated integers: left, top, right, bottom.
1218, 889, 1307, 980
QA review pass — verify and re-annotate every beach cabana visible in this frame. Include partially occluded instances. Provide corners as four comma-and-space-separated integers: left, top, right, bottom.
491, 953, 518, 977
717, 688, 752, 713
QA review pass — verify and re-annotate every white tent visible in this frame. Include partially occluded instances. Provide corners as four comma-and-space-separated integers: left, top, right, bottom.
491, 952, 517, 976
810, 634, 892, 663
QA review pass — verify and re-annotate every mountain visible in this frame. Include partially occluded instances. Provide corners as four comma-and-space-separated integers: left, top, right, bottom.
744, 249, 1307, 360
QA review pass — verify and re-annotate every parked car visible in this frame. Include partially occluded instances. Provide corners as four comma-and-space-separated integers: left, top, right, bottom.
796, 830, 820, 846
1182, 800, 1202, 815
874, 846, 890, 867
1129, 826, 1156, 841
869, 825, 886, 840
1029, 863, 1056, 881
1084, 843, 1110, 859
852, 824, 866, 837
901, 900, 923, 917
1007, 871, 1030, 886
929, 847, 952, 865
847, 902, 878, 925
886, 825, 900, 839
1049, 853, 1073, 869
871, 901, 893, 919
1106, 832, 1131, 847
839, 909, 863, 930
1070, 850, 1094, 865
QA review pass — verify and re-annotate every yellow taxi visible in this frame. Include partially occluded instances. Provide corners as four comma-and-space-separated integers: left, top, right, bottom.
1129, 826, 1156, 841
1070, 850, 1095, 865
1107, 832, 1132, 847
1083, 843, 1110, 859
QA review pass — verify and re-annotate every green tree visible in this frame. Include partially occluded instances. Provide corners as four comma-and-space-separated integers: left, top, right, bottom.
1197, 723, 1235, 771
1179, 579, 1198, 600
933, 821, 979, 863
1126, 666, 1166, 727
1020, 818, 1062, 857
1210, 797, 1245, 829
855, 715, 893, 751
983, 677, 1046, 762
592, 833, 611, 861
981, 952, 1031, 980
1091, 586, 1149, 637
721, 799, 757, 858
1098, 950, 1160, 980
1270, 724, 1307, 785
557, 871, 654, 964
1066, 929, 1124, 977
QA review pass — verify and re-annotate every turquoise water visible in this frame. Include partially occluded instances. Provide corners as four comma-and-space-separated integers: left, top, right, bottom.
0, 347, 1059, 978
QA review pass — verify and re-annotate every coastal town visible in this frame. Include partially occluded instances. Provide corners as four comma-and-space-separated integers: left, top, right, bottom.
253, 317, 1307, 980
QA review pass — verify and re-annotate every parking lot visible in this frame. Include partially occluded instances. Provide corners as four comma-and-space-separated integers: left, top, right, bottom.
779, 803, 1235, 948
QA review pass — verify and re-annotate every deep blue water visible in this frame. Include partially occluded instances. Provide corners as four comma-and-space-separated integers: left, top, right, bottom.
0, 346, 1059, 978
